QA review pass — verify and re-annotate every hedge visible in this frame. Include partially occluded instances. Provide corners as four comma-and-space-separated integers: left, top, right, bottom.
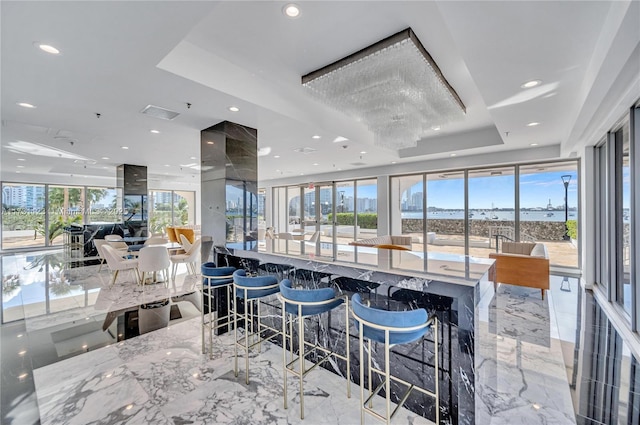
326, 213, 377, 229
566, 219, 578, 240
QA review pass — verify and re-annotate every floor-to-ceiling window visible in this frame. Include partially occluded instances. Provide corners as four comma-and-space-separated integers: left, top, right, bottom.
334, 181, 356, 261
47, 185, 84, 246
519, 161, 578, 268
468, 166, 515, 256
619, 122, 631, 315
595, 103, 638, 329
173, 191, 195, 227
388, 159, 579, 271
1, 183, 46, 249
355, 179, 377, 265
86, 187, 120, 224
269, 178, 377, 264
148, 190, 195, 235
390, 174, 423, 272
426, 171, 466, 256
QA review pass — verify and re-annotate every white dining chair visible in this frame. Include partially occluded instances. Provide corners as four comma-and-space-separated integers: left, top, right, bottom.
102, 244, 139, 285
93, 239, 109, 271
179, 233, 193, 251
144, 236, 169, 246
170, 238, 201, 279
137, 245, 171, 285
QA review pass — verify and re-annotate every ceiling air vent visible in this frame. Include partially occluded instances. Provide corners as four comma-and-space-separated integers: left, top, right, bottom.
293, 147, 317, 154
140, 105, 180, 121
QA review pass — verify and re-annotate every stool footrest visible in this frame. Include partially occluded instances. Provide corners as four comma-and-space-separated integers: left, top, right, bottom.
285, 348, 333, 378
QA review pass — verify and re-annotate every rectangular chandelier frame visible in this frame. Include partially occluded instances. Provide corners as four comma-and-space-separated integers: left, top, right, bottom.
302, 28, 466, 113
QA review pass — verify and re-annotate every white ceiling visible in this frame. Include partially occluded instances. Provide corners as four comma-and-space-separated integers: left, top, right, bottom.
1, 1, 639, 188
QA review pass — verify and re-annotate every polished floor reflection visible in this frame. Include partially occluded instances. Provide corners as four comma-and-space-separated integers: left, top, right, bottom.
2, 250, 639, 424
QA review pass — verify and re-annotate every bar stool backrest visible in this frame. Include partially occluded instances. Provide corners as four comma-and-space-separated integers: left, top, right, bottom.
279, 279, 343, 316
351, 293, 429, 345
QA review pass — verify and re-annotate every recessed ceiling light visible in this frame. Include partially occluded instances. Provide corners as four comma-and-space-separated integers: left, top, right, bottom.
527, 122, 540, 127
164, 164, 170, 167
300, 173, 305, 175
432, 125, 441, 131
17, 102, 36, 108
15, 171, 21, 173
17, 158, 26, 161
207, 141, 214, 145
150, 129, 160, 134
312, 135, 321, 139
360, 151, 367, 154
312, 163, 319, 166
450, 153, 457, 157
228, 106, 239, 112
121, 146, 129, 150
521, 80, 542, 89
333, 136, 349, 143
283, 3, 300, 18
391, 161, 397, 164
36, 43, 60, 55
530, 143, 539, 146
274, 155, 280, 158
190, 156, 196, 160
16, 165, 24, 168
101, 156, 109, 160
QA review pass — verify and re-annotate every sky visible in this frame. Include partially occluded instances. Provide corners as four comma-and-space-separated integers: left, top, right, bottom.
417, 170, 580, 209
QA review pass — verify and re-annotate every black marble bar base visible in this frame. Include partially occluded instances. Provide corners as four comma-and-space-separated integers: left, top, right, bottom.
212, 248, 493, 425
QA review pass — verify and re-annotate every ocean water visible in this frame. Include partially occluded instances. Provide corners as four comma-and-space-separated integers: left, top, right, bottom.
401, 210, 578, 222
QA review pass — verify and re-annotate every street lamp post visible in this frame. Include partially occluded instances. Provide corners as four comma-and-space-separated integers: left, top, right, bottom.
561, 175, 571, 241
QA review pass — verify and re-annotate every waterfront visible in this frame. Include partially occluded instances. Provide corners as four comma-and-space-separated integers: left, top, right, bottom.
403, 210, 579, 222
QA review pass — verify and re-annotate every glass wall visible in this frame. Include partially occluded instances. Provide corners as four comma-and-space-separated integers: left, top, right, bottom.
390, 174, 423, 271
468, 167, 514, 256
47, 186, 84, 245
426, 171, 465, 256
333, 181, 355, 261
149, 190, 173, 234
620, 122, 631, 315
354, 179, 378, 265
519, 161, 579, 268
269, 178, 377, 264
86, 187, 120, 224
1, 183, 46, 249
149, 190, 195, 235
173, 191, 195, 227
2, 184, 194, 250
594, 104, 638, 329
388, 160, 579, 270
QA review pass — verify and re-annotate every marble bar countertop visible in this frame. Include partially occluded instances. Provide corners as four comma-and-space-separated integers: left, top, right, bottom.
226, 247, 494, 303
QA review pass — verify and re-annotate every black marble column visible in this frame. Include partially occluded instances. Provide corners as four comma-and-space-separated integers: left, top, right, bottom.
116, 164, 148, 237
200, 121, 257, 254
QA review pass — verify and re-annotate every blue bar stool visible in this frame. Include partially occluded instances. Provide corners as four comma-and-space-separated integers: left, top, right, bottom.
232, 269, 281, 384
278, 279, 351, 419
201, 263, 236, 358
351, 293, 439, 425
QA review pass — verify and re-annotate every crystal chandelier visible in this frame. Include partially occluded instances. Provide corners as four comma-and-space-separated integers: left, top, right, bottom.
302, 28, 466, 150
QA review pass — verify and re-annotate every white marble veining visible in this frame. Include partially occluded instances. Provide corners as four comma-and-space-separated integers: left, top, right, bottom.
34, 317, 434, 425
475, 284, 576, 425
